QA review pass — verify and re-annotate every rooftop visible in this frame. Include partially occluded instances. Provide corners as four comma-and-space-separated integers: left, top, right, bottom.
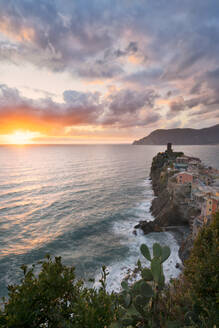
176, 172, 194, 177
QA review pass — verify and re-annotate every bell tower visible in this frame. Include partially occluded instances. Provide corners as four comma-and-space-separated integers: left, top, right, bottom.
167, 142, 172, 153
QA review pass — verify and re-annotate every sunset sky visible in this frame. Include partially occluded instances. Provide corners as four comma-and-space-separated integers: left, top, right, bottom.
0, 0, 219, 144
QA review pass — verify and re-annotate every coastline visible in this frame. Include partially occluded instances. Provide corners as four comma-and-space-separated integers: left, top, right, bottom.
162, 225, 190, 245
135, 144, 219, 262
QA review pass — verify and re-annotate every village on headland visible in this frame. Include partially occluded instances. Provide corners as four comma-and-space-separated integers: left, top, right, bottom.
155, 143, 219, 238
135, 142, 219, 262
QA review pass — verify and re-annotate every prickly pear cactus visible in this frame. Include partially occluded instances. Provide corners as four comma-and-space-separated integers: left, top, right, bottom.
110, 242, 171, 328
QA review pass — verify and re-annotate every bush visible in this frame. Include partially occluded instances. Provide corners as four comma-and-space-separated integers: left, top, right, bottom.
183, 212, 219, 324
0, 256, 118, 328
162, 212, 219, 327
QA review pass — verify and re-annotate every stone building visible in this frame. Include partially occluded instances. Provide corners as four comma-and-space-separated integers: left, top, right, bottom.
176, 172, 194, 184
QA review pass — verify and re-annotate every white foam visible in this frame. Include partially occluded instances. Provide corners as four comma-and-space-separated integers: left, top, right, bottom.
100, 178, 182, 293
104, 231, 181, 292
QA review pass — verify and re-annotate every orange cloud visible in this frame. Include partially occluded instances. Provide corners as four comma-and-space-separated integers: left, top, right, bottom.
0, 110, 62, 136
127, 55, 143, 65
0, 17, 35, 42
0, 83, 162, 144
86, 79, 106, 85
156, 98, 171, 106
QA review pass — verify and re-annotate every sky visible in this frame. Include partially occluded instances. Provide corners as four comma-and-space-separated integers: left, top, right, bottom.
0, 0, 219, 144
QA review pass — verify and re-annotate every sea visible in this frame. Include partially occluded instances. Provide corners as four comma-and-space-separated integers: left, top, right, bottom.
0, 144, 219, 297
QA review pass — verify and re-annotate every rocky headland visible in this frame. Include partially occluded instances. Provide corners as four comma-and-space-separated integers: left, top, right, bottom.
133, 124, 219, 145
135, 147, 201, 262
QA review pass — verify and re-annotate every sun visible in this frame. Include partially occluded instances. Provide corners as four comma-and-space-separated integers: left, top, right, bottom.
6, 130, 40, 145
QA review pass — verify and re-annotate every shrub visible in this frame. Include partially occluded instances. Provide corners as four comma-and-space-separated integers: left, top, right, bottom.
0, 256, 118, 328
183, 212, 219, 324
162, 212, 219, 327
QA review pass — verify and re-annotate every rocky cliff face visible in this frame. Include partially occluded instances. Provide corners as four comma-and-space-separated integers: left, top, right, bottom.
133, 124, 219, 145
135, 151, 199, 262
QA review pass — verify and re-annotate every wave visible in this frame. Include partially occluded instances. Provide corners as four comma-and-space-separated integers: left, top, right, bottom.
96, 178, 181, 292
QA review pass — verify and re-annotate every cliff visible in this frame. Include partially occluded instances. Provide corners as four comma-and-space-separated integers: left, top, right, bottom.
133, 124, 219, 145
135, 150, 198, 261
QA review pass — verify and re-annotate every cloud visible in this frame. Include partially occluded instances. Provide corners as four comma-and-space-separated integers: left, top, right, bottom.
99, 88, 160, 128
1, 0, 216, 76
63, 90, 100, 107
122, 68, 163, 86
0, 84, 161, 133
76, 61, 123, 79
0, 0, 117, 73
170, 97, 185, 112
76, 41, 141, 79
113, 41, 138, 58
182, 67, 219, 118
0, 84, 102, 133
108, 89, 158, 113
167, 77, 219, 119
0, 0, 219, 133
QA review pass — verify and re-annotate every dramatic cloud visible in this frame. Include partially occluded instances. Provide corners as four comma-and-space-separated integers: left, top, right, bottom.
101, 88, 160, 127
0, 0, 219, 141
0, 84, 102, 134
0, 84, 160, 134
108, 89, 158, 114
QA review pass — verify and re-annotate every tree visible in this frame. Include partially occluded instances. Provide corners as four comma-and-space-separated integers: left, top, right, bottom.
0, 256, 118, 328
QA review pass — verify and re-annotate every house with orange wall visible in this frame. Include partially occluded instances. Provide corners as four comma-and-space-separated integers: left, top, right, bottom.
201, 195, 219, 219
176, 172, 194, 184
212, 196, 219, 214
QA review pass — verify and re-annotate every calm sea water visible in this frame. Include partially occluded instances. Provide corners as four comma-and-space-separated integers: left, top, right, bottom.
0, 145, 219, 297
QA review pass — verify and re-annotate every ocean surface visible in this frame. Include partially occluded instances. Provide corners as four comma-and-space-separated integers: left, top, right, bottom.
0, 144, 219, 297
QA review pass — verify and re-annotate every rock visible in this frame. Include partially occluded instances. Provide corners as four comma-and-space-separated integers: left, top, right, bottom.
135, 150, 196, 262
178, 234, 194, 262
134, 221, 162, 234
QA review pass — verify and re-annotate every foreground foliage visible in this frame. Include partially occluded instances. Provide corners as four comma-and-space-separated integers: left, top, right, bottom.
0, 257, 119, 328
110, 243, 170, 328
0, 213, 218, 327
164, 212, 219, 327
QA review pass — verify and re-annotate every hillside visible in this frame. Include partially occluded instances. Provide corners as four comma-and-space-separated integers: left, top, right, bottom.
133, 124, 219, 145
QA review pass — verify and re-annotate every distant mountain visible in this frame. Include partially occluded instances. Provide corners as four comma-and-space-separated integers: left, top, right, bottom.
133, 124, 219, 145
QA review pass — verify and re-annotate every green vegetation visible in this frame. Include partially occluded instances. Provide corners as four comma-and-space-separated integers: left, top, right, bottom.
0, 258, 119, 328
110, 243, 170, 327
185, 214, 219, 313
151, 151, 184, 172
1, 213, 218, 328
161, 212, 219, 327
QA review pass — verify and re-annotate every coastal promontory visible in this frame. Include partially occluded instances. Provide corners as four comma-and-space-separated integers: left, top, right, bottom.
135, 143, 219, 261
133, 124, 219, 145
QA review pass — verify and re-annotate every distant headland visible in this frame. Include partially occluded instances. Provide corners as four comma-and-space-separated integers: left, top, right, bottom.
133, 124, 219, 145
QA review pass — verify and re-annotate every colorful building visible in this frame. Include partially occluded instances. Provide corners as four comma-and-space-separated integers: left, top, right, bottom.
176, 156, 189, 164
174, 163, 188, 170
201, 195, 219, 219
199, 174, 213, 186
212, 196, 219, 214
176, 172, 194, 184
